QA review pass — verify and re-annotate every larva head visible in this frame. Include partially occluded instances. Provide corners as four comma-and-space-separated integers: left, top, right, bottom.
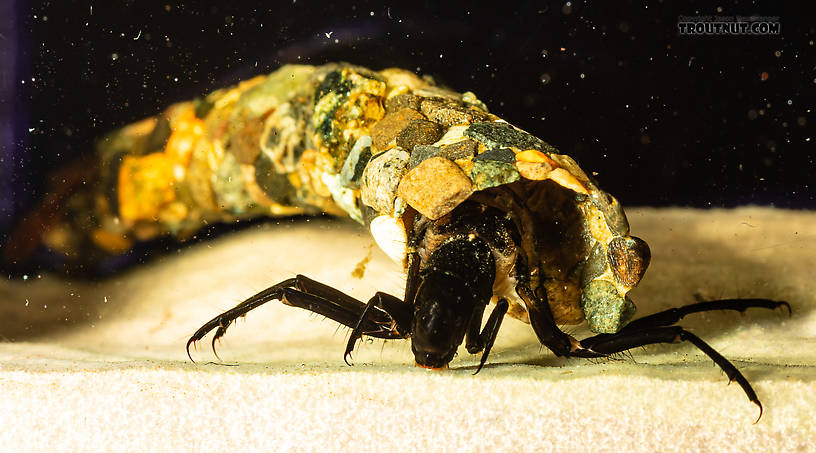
411, 236, 496, 369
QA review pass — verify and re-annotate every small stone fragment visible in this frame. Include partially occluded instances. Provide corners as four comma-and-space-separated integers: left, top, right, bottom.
311, 67, 386, 166
441, 140, 477, 161
396, 119, 444, 151
117, 153, 175, 222
259, 102, 308, 173
515, 149, 556, 164
408, 145, 442, 169
370, 108, 425, 151
589, 187, 630, 235
580, 242, 608, 288
413, 86, 461, 101
146, 115, 172, 152
516, 161, 553, 180
473, 147, 516, 163
322, 173, 364, 224
542, 280, 585, 325
470, 159, 520, 191
432, 124, 469, 147
369, 215, 408, 264
339, 135, 372, 188
608, 236, 651, 287
213, 152, 254, 215
397, 157, 474, 220
255, 152, 296, 205
230, 116, 265, 165
466, 121, 557, 153
385, 93, 421, 112
461, 91, 488, 112
547, 168, 588, 194
549, 154, 590, 182
420, 98, 487, 127
580, 279, 636, 333
360, 148, 411, 215
409, 141, 477, 169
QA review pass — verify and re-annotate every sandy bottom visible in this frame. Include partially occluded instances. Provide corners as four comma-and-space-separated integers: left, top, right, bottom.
1, 207, 814, 452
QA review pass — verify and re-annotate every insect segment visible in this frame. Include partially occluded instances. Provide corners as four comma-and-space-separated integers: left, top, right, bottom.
29, 63, 787, 419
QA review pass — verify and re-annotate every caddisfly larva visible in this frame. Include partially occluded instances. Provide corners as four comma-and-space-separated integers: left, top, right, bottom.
27, 63, 788, 421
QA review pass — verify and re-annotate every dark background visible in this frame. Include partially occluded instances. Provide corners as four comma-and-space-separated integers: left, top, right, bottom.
1, 1, 814, 266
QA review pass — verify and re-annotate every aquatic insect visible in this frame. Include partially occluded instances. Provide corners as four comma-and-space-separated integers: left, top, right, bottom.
21, 63, 788, 420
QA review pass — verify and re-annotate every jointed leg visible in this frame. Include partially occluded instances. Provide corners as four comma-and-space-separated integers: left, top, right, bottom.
621, 298, 791, 332
577, 298, 789, 422
580, 325, 764, 421
186, 275, 410, 362
464, 298, 510, 374
517, 282, 605, 358
344, 291, 412, 365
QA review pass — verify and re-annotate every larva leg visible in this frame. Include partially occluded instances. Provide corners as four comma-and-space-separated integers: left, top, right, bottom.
579, 326, 764, 422
618, 298, 791, 333
575, 298, 789, 422
516, 282, 605, 358
463, 298, 509, 374
186, 275, 408, 362
344, 291, 412, 365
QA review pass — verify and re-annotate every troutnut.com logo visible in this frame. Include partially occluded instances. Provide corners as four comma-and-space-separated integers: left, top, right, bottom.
677, 16, 781, 35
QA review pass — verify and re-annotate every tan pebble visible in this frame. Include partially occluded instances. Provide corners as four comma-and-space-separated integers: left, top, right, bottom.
516, 161, 553, 180
547, 168, 588, 194
397, 156, 474, 220
432, 124, 469, 147
385, 93, 421, 112
229, 116, 265, 164
420, 98, 486, 128
549, 153, 590, 182
516, 149, 556, 165
370, 108, 425, 151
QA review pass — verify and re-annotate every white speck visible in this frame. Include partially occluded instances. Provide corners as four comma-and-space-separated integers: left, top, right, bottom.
111, 53, 118, 61
370, 11, 374, 16
43, 305, 47, 309
104, 296, 108, 303
25, 299, 29, 307
787, 99, 793, 105
22, 274, 28, 280
325, 31, 333, 38
28, 128, 35, 132
134, 30, 142, 40
579, 73, 585, 79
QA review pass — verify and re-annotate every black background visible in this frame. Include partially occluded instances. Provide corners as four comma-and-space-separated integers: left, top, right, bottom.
4, 1, 815, 242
